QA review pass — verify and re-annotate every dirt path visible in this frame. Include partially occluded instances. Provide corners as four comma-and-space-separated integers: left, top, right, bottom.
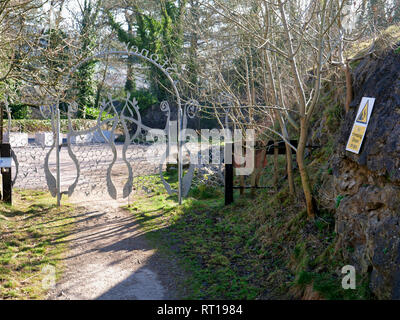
47, 196, 182, 300
10, 143, 189, 300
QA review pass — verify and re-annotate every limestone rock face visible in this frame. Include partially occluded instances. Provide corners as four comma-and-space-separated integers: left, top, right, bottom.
337, 47, 400, 181
332, 46, 400, 299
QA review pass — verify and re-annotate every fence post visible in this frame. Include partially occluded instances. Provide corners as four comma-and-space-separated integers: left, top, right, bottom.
0, 101, 3, 145
56, 107, 61, 206
1, 143, 12, 204
225, 142, 233, 205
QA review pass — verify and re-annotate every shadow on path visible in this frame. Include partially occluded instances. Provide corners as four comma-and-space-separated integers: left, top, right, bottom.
47, 198, 182, 300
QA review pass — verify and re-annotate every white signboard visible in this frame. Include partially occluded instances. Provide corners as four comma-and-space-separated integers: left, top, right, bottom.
346, 97, 375, 154
0, 157, 12, 168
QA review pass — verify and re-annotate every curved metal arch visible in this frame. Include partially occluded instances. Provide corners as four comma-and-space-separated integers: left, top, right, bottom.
64, 49, 184, 203
67, 49, 181, 115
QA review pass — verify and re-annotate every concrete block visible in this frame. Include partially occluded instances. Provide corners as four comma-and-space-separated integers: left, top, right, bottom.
3, 132, 28, 147
68, 132, 94, 144
35, 132, 62, 147
92, 130, 115, 143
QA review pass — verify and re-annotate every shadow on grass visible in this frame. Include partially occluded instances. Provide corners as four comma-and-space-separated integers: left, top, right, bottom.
0, 190, 80, 299
123, 171, 266, 299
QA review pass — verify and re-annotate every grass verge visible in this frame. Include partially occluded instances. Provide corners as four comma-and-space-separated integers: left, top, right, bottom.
0, 189, 79, 299
127, 163, 371, 300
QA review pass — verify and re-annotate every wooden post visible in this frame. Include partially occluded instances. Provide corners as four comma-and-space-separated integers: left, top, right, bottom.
0, 101, 3, 144
1, 143, 12, 204
273, 140, 278, 189
224, 142, 233, 205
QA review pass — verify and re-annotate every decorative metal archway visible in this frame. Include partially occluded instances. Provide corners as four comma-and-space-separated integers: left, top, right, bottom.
6, 48, 201, 205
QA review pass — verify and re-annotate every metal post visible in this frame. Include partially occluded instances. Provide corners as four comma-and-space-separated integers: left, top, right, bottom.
177, 105, 182, 205
224, 164, 234, 205
1, 143, 12, 204
56, 107, 61, 206
224, 142, 234, 205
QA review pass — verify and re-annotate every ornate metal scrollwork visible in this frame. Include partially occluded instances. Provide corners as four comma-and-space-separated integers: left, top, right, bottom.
7, 49, 209, 203
5, 99, 58, 192
43, 104, 58, 197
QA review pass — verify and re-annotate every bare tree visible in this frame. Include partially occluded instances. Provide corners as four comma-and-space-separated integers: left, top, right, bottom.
188, 0, 354, 218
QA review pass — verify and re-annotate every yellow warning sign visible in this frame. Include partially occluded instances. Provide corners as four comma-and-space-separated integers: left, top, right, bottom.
346, 97, 375, 154
346, 125, 367, 153
356, 101, 369, 124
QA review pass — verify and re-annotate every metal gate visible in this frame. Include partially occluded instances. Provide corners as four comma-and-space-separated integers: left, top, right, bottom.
3, 49, 214, 205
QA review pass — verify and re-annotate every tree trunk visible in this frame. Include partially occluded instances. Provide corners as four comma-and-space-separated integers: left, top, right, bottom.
263, 50, 295, 195
297, 119, 315, 219
344, 62, 352, 113
277, 0, 322, 218
125, 17, 135, 93
285, 143, 295, 196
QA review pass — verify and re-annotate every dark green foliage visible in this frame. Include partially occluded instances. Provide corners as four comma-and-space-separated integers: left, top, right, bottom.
8, 104, 31, 119
76, 59, 97, 116
325, 103, 343, 133
0, 80, 31, 119
296, 270, 314, 286
295, 270, 371, 300
107, 1, 186, 101
134, 89, 158, 111
335, 195, 344, 208
84, 106, 112, 120
75, 1, 102, 117
125, 77, 136, 93
189, 184, 223, 200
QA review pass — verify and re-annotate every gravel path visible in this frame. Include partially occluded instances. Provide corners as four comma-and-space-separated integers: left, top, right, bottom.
44, 144, 186, 300
47, 196, 183, 300
6, 140, 205, 300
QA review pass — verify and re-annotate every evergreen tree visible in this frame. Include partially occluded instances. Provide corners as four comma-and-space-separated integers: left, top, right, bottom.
76, 0, 102, 118
108, 1, 186, 102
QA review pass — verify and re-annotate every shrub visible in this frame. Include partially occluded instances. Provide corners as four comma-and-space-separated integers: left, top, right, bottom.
9, 104, 32, 119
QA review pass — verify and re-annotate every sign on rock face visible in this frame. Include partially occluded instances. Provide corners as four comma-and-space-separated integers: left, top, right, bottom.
346, 97, 375, 154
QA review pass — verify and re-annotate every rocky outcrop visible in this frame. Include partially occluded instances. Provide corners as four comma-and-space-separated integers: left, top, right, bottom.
332, 45, 400, 299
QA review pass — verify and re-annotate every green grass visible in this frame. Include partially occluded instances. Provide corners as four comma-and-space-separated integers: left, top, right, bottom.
295, 270, 371, 300
125, 73, 374, 299
127, 171, 267, 299
0, 189, 80, 299
126, 154, 371, 300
